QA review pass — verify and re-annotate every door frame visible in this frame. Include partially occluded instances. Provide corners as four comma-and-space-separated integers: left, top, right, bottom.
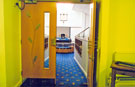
54, 1, 97, 87
21, 0, 97, 87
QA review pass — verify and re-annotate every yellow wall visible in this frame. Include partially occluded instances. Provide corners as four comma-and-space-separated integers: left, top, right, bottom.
97, 0, 135, 87
0, 0, 22, 86
1, 0, 135, 87
0, 0, 6, 86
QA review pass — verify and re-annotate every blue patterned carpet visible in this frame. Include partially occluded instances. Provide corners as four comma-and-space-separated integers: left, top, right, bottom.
44, 58, 49, 68
44, 53, 87, 87
56, 53, 87, 87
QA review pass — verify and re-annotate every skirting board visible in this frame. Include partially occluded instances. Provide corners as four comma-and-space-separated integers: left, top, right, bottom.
15, 78, 22, 87
74, 57, 87, 77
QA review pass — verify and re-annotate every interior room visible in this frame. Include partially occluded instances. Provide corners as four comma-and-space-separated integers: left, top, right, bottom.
44, 3, 93, 86
1, 0, 135, 87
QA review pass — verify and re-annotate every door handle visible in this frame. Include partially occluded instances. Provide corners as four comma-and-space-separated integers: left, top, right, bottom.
89, 55, 94, 61
89, 55, 92, 59
88, 40, 98, 47
88, 41, 92, 49
51, 38, 56, 46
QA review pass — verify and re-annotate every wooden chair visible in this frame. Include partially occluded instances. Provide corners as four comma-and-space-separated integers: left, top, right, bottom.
111, 61, 135, 87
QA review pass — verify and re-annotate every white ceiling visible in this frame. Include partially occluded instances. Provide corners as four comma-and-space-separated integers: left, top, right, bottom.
72, 4, 90, 15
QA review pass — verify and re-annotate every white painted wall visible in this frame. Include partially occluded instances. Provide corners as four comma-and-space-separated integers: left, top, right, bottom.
57, 27, 70, 37
57, 3, 91, 42
73, 4, 91, 28
73, 4, 93, 77
73, 4, 90, 15
74, 37, 89, 77
44, 13, 50, 35
71, 27, 83, 42
57, 3, 83, 27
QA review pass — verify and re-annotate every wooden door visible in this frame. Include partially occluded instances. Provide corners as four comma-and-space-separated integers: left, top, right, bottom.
88, 1, 96, 87
21, 2, 56, 79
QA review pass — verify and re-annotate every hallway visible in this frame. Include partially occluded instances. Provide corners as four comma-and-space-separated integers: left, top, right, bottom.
56, 53, 87, 87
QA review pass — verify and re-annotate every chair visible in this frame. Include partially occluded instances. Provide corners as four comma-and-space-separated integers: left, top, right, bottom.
111, 53, 135, 87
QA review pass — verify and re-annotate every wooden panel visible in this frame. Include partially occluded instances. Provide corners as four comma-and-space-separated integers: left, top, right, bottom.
56, 46, 74, 53
21, 2, 56, 79
75, 38, 82, 57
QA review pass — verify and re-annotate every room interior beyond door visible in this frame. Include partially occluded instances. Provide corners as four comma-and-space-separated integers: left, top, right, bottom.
21, 2, 56, 79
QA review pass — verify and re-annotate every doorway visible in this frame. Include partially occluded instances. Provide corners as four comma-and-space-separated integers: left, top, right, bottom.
53, 3, 93, 86
21, 1, 96, 87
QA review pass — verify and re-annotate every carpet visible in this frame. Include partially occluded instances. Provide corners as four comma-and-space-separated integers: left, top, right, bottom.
56, 53, 87, 87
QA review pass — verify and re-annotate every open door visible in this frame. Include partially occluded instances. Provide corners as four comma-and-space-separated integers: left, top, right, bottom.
21, 2, 56, 79
88, 1, 96, 87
